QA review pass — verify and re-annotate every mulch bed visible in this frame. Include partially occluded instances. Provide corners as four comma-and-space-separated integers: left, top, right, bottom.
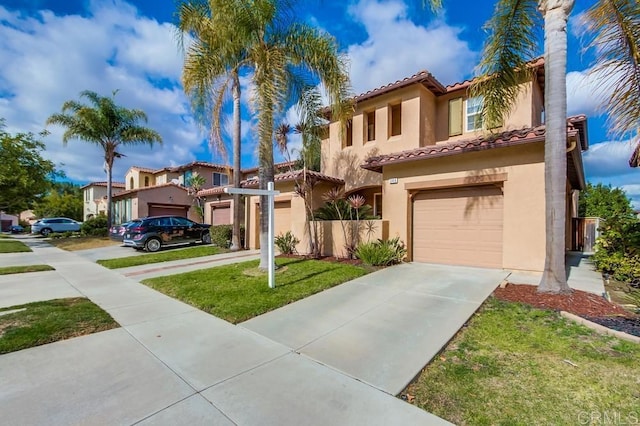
494, 283, 640, 337
277, 254, 363, 266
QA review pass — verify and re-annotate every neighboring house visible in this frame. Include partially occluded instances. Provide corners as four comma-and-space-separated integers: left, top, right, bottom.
0, 212, 18, 231
242, 58, 589, 273
113, 162, 233, 224
81, 182, 126, 220
19, 210, 38, 225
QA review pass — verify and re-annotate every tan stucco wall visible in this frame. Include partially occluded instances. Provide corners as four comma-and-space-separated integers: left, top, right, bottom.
382, 142, 546, 272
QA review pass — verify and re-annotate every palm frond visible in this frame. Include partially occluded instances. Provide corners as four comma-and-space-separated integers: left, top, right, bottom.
471, 0, 541, 127
581, 0, 640, 137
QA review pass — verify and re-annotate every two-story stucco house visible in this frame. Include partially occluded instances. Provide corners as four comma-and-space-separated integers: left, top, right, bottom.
244, 58, 589, 273
81, 181, 126, 220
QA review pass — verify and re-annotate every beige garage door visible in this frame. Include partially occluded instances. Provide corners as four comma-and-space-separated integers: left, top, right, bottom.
211, 204, 231, 225
412, 185, 503, 268
274, 201, 292, 237
148, 204, 189, 218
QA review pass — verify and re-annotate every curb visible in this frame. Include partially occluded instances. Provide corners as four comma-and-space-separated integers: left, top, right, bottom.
560, 311, 640, 344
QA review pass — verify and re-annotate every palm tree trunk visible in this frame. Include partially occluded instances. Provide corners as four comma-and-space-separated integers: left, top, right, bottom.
106, 156, 114, 229
258, 118, 275, 270
538, 0, 574, 294
231, 70, 242, 251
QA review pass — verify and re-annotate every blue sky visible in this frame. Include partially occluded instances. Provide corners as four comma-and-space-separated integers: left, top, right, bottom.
1, 0, 638, 206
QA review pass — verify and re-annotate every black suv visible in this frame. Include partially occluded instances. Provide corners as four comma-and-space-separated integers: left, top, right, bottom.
123, 216, 212, 252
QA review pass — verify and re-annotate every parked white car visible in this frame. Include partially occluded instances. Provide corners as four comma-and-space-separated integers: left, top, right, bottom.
31, 218, 82, 237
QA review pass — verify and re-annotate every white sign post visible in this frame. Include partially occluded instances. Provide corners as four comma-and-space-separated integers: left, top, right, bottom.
224, 182, 280, 289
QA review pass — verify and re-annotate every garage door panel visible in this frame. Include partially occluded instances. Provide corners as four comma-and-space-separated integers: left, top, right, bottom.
412, 186, 503, 268
148, 205, 189, 218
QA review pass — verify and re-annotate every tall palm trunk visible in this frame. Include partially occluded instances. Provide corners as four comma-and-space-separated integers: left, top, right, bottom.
105, 154, 114, 229
538, 0, 574, 294
258, 110, 275, 270
230, 70, 243, 251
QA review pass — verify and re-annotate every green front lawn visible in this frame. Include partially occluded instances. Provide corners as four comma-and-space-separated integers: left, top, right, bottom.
0, 265, 55, 275
0, 298, 119, 354
405, 298, 640, 425
0, 240, 31, 253
97, 245, 226, 269
142, 257, 368, 323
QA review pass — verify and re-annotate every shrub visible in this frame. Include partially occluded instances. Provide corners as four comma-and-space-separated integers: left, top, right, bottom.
80, 216, 108, 237
355, 237, 406, 266
275, 231, 300, 255
593, 215, 640, 282
210, 224, 245, 248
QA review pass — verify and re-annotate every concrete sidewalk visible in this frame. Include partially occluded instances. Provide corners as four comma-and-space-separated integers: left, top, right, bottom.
0, 240, 448, 425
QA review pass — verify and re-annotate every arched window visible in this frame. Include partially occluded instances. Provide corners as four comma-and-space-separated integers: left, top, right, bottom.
129, 177, 134, 189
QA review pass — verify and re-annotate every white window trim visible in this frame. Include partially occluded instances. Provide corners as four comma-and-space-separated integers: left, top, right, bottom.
465, 96, 483, 132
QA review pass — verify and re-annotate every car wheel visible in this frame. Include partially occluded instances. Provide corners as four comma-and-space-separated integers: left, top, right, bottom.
40, 228, 52, 237
144, 237, 162, 252
201, 232, 212, 245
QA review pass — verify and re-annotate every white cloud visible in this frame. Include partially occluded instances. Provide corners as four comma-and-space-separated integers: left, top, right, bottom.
346, 0, 477, 93
583, 139, 636, 179
567, 66, 619, 118
0, 1, 205, 184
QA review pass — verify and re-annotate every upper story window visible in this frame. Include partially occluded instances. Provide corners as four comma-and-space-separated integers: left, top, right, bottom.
365, 110, 376, 142
183, 170, 193, 186
84, 190, 89, 201
144, 176, 150, 187
389, 103, 401, 137
129, 177, 134, 190
466, 96, 483, 132
344, 119, 353, 147
213, 172, 229, 187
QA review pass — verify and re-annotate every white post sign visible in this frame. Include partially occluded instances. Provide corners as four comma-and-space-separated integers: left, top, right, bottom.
224, 182, 280, 289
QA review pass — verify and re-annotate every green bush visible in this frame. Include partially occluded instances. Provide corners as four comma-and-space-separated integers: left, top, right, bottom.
355, 237, 406, 266
593, 215, 640, 282
80, 216, 108, 237
275, 231, 300, 255
210, 225, 245, 248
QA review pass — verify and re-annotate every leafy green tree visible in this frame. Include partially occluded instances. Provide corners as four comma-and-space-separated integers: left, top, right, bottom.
46, 90, 162, 228
0, 120, 58, 214
421, 0, 639, 294
33, 182, 83, 220
578, 183, 635, 220
177, 0, 352, 269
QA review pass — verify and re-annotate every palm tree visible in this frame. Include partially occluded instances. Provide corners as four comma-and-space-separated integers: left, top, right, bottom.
421, 0, 638, 294
179, 0, 352, 269
187, 171, 207, 222
178, 0, 244, 251
46, 90, 162, 228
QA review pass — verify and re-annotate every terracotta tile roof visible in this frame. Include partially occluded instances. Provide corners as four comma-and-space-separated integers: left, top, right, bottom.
241, 161, 297, 175
446, 57, 545, 93
130, 166, 156, 173
361, 115, 586, 173
353, 70, 447, 104
112, 182, 188, 199
242, 169, 344, 188
80, 181, 126, 189
196, 186, 229, 197
130, 161, 230, 175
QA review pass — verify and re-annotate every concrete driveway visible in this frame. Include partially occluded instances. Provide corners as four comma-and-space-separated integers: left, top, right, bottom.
242, 262, 510, 395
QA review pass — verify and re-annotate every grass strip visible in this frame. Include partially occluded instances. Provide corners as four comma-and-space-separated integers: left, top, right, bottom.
0, 298, 119, 354
142, 257, 369, 323
0, 265, 55, 275
404, 298, 640, 425
97, 245, 225, 269
48, 237, 120, 251
0, 240, 31, 253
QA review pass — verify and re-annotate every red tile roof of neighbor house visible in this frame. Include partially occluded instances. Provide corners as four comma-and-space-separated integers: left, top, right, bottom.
361, 115, 587, 173
80, 181, 126, 189
112, 182, 188, 199
196, 169, 345, 197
